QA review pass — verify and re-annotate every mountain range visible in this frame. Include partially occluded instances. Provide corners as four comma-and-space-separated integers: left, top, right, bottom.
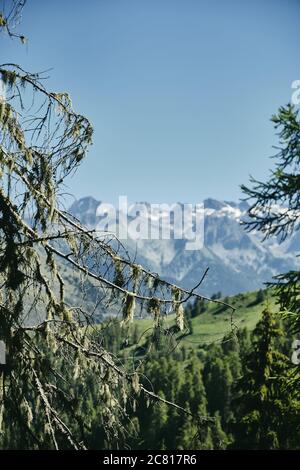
69, 196, 299, 296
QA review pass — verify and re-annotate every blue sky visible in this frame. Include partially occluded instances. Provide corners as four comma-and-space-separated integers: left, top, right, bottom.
2, 0, 300, 204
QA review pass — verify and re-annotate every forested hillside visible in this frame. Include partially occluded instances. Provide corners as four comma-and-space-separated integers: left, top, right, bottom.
85, 289, 300, 449
2, 288, 299, 449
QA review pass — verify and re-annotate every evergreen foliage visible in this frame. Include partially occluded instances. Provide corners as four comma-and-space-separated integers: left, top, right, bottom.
242, 104, 300, 390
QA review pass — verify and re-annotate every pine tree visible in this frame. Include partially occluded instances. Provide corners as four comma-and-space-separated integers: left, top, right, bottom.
255, 289, 265, 304
203, 351, 233, 423
145, 392, 169, 450
0, 1, 226, 449
242, 104, 300, 388
231, 308, 300, 449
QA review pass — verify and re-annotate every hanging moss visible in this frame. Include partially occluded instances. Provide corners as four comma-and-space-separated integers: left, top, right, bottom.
131, 373, 141, 395
147, 297, 161, 325
172, 287, 185, 331
0, 70, 17, 88
175, 303, 185, 331
73, 354, 80, 380
132, 264, 141, 290
114, 260, 125, 288
0, 13, 7, 27
20, 398, 33, 428
122, 293, 136, 325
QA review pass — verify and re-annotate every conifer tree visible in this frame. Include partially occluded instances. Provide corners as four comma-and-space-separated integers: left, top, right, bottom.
231, 308, 300, 449
203, 350, 233, 423
242, 104, 300, 388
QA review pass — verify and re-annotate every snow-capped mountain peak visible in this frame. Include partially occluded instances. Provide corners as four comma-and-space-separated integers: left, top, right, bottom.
69, 197, 299, 296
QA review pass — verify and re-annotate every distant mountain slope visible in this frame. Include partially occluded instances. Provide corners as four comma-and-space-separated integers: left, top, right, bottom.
69, 196, 299, 296
130, 287, 278, 349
